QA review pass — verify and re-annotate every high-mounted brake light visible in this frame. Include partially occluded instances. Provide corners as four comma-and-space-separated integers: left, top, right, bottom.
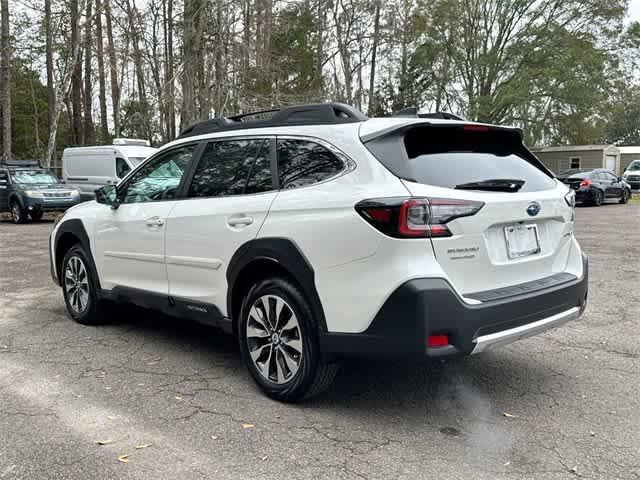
579, 179, 591, 188
355, 197, 484, 239
463, 124, 490, 132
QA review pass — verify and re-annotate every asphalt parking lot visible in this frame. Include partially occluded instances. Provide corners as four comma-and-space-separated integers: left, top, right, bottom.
1, 203, 639, 480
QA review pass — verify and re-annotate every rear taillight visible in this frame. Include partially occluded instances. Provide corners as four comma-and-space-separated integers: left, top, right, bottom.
355, 197, 484, 238
580, 179, 591, 187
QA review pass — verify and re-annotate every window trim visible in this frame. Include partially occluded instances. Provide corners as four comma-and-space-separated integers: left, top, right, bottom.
275, 135, 356, 192
569, 157, 581, 170
184, 135, 278, 200
115, 141, 205, 205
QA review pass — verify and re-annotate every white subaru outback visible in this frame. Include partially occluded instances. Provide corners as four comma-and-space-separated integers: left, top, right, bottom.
50, 103, 588, 401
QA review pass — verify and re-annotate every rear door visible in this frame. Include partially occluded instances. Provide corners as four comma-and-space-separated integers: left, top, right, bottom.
165, 137, 277, 312
365, 124, 575, 295
602, 171, 622, 198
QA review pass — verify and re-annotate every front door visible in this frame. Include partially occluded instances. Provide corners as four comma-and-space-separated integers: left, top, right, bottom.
165, 137, 277, 314
0, 170, 9, 211
94, 144, 198, 294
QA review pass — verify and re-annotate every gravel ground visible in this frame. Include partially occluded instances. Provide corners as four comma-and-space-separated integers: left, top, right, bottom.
0, 203, 638, 480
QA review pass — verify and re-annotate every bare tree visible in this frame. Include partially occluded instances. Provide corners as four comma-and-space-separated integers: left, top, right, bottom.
83, 0, 94, 144
104, 0, 120, 136
44, 0, 56, 163
368, 0, 381, 115
0, 0, 10, 161
95, 0, 110, 141
70, 0, 84, 144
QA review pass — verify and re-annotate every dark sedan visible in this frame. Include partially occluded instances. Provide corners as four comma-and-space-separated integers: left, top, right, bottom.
557, 168, 632, 206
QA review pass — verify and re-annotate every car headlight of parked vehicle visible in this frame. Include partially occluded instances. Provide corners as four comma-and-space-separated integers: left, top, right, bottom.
23, 190, 45, 198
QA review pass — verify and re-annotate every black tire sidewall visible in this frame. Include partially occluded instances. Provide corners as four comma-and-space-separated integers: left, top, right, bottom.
238, 277, 321, 402
10, 201, 25, 223
61, 246, 102, 325
594, 190, 603, 206
30, 210, 43, 221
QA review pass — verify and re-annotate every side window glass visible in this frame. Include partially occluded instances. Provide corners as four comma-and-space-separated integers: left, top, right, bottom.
116, 158, 131, 179
188, 138, 272, 197
121, 145, 195, 204
277, 139, 345, 189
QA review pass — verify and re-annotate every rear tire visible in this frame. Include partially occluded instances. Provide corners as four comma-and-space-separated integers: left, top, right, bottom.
10, 200, 27, 224
593, 190, 603, 206
61, 245, 108, 325
238, 277, 338, 402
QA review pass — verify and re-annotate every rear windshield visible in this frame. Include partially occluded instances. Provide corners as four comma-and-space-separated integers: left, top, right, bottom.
365, 125, 556, 192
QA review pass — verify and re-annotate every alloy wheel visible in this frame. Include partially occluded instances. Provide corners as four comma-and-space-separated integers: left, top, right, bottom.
64, 256, 90, 314
246, 294, 303, 384
11, 203, 21, 223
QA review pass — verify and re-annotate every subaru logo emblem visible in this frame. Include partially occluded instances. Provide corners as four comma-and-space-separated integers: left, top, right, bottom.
526, 202, 541, 217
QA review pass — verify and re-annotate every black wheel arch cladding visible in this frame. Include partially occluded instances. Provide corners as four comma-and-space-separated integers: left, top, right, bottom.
226, 238, 328, 332
53, 219, 100, 289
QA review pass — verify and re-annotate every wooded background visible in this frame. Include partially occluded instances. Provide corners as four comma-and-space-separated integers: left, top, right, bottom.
1, 0, 640, 166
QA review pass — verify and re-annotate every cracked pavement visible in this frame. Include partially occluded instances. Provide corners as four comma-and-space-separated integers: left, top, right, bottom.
0, 204, 639, 480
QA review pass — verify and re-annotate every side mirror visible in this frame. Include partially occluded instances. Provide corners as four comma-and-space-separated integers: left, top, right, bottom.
95, 185, 119, 209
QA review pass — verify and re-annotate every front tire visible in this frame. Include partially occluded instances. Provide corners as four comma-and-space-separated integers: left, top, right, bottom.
29, 210, 43, 221
238, 277, 338, 402
61, 245, 107, 325
620, 189, 629, 204
10, 200, 27, 223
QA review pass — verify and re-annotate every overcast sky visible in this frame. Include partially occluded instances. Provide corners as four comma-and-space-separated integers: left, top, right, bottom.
630, 0, 640, 22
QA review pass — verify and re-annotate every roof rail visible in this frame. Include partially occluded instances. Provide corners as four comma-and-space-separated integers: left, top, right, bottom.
393, 107, 465, 121
2, 159, 42, 168
177, 102, 368, 139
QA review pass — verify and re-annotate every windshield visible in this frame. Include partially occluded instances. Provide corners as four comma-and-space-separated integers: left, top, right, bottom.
627, 161, 640, 171
10, 170, 59, 184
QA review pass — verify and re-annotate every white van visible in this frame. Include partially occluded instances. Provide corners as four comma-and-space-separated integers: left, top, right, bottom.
62, 139, 157, 199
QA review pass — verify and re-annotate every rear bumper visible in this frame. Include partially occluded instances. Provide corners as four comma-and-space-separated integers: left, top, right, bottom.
321, 254, 588, 359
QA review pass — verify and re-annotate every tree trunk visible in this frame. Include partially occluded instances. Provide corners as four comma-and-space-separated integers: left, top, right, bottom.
181, 0, 202, 130
95, 0, 109, 142
0, 0, 11, 162
104, 0, 120, 137
83, 0, 93, 144
368, 0, 381, 116
47, 1, 85, 165
44, 0, 56, 165
163, 0, 175, 139
70, 0, 84, 144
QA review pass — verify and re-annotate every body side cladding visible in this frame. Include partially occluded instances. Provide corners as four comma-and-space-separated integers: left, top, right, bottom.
226, 237, 327, 332
103, 286, 233, 333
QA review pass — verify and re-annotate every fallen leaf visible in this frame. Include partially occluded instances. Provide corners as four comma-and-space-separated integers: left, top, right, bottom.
96, 439, 114, 445
137, 383, 145, 387
106, 415, 118, 420
135, 444, 152, 449
117, 455, 129, 463
569, 466, 578, 474
590, 431, 596, 437
242, 423, 255, 429
211, 435, 219, 440
502, 412, 517, 418
261, 455, 268, 461
504, 461, 511, 467
175, 396, 183, 401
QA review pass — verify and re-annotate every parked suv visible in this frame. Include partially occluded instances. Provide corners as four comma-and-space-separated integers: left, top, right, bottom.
1, 161, 81, 223
50, 103, 588, 401
623, 160, 640, 190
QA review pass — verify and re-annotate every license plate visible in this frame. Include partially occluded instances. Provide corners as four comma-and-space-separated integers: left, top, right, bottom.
504, 224, 540, 259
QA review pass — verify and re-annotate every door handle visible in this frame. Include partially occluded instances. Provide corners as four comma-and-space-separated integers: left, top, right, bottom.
227, 215, 254, 227
145, 216, 165, 227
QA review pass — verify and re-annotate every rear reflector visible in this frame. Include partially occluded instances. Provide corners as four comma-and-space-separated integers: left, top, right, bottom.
427, 334, 449, 348
580, 179, 591, 187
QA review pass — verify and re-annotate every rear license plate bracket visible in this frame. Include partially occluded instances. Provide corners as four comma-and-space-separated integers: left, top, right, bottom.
504, 224, 540, 259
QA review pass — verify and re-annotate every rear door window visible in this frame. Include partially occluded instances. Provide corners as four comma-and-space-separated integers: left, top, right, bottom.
188, 138, 273, 198
366, 125, 556, 192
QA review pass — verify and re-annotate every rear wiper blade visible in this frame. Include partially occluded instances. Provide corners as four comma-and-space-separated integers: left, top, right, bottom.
455, 179, 525, 192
